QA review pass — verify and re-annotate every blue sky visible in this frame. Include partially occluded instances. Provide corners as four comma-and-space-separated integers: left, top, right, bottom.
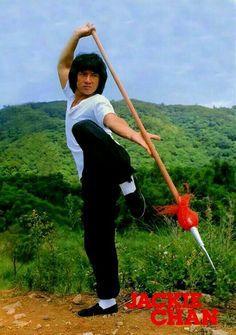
0, 0, 235, 108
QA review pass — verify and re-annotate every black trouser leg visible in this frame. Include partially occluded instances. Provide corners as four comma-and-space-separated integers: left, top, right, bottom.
72, 120, 135, 184
82, 182, 120, 299
72, 120, 134, 299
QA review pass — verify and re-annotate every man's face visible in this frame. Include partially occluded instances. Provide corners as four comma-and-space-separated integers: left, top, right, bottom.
76, 70, 100, 96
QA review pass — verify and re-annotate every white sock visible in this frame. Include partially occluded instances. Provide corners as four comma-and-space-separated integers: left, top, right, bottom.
119, 176, 136, 196
99, 298, 116, 309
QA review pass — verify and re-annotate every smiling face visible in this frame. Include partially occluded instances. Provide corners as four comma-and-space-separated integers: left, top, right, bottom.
76, 70, 100, 97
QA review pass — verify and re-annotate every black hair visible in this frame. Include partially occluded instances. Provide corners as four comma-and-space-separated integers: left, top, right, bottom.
69, 53, 107, 94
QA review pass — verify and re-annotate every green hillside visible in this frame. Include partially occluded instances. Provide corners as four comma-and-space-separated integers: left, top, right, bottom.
0, 100, 235, 298
1, 100, 235, 181
112, 100, 236, 167
0, 99, 235, 229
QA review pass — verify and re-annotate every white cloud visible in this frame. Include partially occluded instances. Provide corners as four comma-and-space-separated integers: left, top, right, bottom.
203, 100, 235, 108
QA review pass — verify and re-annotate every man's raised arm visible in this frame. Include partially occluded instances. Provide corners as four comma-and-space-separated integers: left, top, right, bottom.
57, 23, 95, 88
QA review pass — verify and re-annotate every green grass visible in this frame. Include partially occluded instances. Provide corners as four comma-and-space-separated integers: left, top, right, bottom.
0, 216, 235, 302
0, 257, 14, 290
117, 219, 235, 299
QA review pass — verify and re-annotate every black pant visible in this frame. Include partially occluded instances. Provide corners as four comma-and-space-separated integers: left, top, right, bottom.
72, 120, 134, 299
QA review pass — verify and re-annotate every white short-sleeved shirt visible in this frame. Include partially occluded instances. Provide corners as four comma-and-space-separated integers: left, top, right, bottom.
63, 81, 116, 179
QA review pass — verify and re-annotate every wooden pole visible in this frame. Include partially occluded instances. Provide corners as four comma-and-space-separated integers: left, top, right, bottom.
92, 30, 180, 204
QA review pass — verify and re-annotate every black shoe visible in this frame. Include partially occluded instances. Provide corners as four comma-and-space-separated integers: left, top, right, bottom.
125, 181, 146, 219
78, 303, 118, 317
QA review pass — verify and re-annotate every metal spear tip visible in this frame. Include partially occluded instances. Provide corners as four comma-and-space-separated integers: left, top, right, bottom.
190, 227, 217, 273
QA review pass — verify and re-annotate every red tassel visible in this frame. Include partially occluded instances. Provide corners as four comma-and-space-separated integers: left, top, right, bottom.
153, 194, 199, 231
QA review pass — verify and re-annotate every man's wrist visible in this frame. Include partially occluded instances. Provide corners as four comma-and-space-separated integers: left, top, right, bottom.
72, 30, 82, 41
129, 130, 139, 142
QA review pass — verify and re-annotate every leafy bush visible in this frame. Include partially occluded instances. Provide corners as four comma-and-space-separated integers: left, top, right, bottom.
17, 228, 94, 294
117, 211, 235, 302
1, 210, 235, 302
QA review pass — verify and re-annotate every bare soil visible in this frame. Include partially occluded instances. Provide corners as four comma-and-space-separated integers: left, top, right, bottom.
0, 289, 235, 335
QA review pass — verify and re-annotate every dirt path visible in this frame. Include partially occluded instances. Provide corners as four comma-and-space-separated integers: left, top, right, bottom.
0, 290, 235, 335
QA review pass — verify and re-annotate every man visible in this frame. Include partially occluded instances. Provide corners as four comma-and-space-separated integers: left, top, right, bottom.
57, 22, 160, 317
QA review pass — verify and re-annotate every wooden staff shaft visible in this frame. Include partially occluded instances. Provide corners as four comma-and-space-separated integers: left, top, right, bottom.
92, 30, 180, 204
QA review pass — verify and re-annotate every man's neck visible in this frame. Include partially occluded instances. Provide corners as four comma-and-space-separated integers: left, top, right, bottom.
72, 92, 94, 107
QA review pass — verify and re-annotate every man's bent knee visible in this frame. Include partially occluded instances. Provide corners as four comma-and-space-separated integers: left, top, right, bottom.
72, 120, 96, 136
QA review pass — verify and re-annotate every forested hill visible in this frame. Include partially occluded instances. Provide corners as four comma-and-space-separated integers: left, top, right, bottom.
0, 100, 235, 181
0, 100, 235, 232
0, 100, 235, 299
